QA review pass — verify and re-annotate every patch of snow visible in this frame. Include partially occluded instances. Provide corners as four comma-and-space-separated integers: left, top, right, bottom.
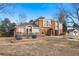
67, 38, 79, 41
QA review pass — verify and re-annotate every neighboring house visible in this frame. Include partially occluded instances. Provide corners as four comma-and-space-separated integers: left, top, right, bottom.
67, 29, 79, 35
67, 24, 79, 36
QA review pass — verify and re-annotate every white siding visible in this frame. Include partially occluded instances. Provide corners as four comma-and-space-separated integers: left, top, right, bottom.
32, 27, 39, 34
55, 22, 63, 30
59, 22, 63, 29
43, 19, 51, 27
19, 27, 25, 33
55, 22, 58, 30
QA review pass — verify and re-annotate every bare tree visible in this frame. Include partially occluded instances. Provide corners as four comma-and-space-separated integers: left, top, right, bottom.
58, 8, 67, 23
0, 3, 16, 26
57, 7, 67, 34
57, 3, 79, 31
0, 3, 16, 17
66, 4, 79, 29
66, 4, 79, 24
18, 13, 27, 24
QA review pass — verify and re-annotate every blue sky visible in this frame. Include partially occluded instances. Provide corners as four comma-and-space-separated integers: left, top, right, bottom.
0, 3, 73, 23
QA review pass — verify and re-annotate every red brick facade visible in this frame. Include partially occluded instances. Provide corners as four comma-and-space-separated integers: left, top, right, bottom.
37, 18, 63, 35
37, 19, 55, 35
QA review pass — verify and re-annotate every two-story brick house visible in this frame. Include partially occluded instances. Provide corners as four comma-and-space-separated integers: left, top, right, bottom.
34, 17, 55, 36
34, 16, 63, 35
14, 16, 63, 36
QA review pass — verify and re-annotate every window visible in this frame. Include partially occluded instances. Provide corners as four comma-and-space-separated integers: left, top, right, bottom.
46, 21, 50, 27
29, 29, 32, 32
43, 20, 51, 27
47, 23, 48, 26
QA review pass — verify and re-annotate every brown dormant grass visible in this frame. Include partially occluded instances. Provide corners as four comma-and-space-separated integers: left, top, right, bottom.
0, 36, 79, 56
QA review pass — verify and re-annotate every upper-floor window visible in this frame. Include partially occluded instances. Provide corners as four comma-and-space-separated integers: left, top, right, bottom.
43, 20, 51, 27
